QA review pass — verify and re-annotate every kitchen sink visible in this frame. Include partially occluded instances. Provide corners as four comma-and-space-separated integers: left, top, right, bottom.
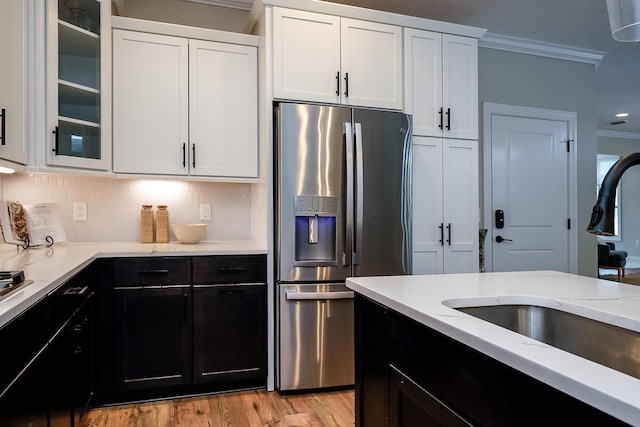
453, 304, 640, 380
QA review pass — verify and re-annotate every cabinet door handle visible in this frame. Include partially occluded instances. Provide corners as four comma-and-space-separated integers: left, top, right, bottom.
0, 108, 5, 146
138, 269, 169, 274
438, 108, 443, 130
52, 126, 59, 154
182, 143, 186, 167
446, 223, 451, 245
446, 108, 451, 131
439, 223, 444, 246
335, 71, 340, 95
63, 285, 89, 295
344, 72, 349, 97
192, 143, 196, 168
183, 293, 188, 322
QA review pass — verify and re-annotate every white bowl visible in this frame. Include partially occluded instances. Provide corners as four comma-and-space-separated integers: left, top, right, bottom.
171, 223, 207, 244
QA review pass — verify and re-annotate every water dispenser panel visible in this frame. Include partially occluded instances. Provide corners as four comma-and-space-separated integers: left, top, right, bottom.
293, 196, 338, 265
294, 196, 338, 217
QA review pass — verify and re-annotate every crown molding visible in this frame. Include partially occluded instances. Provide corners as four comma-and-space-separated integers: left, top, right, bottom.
479, 32, 605, 65
183, 0, 253, 10
598, 129, 640, 140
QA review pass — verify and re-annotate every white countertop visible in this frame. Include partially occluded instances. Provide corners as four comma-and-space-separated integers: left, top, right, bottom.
0, 241, 266, 328
346, 270, 640, 425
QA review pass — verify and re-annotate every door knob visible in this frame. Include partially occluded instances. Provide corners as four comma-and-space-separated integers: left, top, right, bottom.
495, 235, 512, 243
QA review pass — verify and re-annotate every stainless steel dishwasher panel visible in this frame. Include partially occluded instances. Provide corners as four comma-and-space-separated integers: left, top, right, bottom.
278, 283, 354, 391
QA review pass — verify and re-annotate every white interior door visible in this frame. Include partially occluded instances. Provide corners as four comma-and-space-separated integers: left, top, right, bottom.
491, 115, 570, 272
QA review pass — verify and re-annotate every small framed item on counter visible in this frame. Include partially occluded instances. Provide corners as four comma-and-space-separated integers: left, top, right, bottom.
0, 200, 67, 247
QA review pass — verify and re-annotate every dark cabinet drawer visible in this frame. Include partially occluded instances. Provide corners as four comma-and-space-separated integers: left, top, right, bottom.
114, 257, 191, 287
48, 265, 94, 335
192, 255, 266, 284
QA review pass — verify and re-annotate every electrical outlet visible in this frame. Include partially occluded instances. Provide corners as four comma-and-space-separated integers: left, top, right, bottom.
73, 202, 87, 221
200, 204, 211, 221
636, 240, 639, 247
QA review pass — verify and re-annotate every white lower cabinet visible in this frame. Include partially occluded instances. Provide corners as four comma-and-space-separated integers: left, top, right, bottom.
113, 28, 258, 178
412, 137, 478, 274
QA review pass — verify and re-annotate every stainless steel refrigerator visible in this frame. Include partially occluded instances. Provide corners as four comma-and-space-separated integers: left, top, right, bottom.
275, 102, 412, 391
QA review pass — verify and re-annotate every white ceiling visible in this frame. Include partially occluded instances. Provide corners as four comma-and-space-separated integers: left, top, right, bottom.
324, 0, 640, 135
194, 0, 640, 135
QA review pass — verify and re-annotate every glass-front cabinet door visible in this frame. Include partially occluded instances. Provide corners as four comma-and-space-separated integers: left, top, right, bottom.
47, 0, 110, 170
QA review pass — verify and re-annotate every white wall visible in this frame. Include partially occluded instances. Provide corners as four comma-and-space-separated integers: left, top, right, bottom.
1, 174, 256, 243
478, 48, 598, 277
117, 0, 250, 32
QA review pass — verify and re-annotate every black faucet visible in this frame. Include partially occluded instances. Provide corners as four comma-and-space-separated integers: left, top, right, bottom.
587, 152, 640, 235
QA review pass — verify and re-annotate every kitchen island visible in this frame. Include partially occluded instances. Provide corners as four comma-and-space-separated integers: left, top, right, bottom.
347, 271, 640, 426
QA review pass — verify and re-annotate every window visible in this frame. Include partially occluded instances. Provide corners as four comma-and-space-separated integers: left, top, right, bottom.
597, 154, 621, 239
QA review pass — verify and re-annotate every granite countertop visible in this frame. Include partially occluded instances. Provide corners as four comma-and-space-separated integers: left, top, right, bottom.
346, 270, 640, 425
0, 241, 267, 328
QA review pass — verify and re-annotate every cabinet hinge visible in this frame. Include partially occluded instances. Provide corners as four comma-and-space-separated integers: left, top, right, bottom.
566, 139, 574, 153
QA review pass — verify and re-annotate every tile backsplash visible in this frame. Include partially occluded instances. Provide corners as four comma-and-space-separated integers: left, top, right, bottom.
1, 174, 255, 243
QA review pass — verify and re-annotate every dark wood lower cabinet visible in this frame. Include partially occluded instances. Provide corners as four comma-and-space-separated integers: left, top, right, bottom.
389, 365, 471, 427
49, 297, 94, 427
0, 344, 49, 427
0, 254, 268, 420
193, 284, 266, 384
355, 294, 630, 427
354, 291, 389, 427
105, 255, 268, 402
115, 287, 192, 390
0, 266, 94, 427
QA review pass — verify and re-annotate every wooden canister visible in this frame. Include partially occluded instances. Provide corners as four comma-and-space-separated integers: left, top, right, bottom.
156, 205, 170, 243
140, 205, 154, 243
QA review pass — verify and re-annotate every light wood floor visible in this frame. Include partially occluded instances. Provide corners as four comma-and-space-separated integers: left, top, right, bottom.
83, 389, 355, 427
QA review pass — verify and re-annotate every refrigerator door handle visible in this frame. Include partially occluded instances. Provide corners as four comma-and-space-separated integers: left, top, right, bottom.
344, 122, 354, 267
285, 291, 354, 300
354, 123, 364, 266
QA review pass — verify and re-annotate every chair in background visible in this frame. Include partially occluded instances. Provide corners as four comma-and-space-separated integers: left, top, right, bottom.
598, 241, 628, 281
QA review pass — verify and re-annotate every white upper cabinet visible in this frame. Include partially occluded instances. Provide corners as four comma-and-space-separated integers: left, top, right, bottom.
273, 8, 341, 104
273, 8, 403, 110
46, 0, 111, 170
113, 28, 258, 179
0, 0, 29, 166
340, 18, 403, 109
412, 137, 479, 274
113, 30, 189, 176
405, 28, 478, 139
188, 40, 258, 178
